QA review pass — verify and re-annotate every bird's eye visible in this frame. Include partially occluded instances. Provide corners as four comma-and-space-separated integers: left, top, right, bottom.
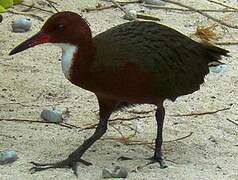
57, 24, 64, 32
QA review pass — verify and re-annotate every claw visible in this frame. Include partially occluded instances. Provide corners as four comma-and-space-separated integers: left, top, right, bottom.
29, 158, 92, 176
30, 166, 55, 174
146, 156, 168, 169
72, 162, 79, 177
78, 158, 92, 166
30, 161, 55, 167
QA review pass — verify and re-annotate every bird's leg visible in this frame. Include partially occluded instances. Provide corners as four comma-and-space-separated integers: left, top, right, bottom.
30, 98, 117, 176
147, 103, 168, 168
30, 120, 108, 175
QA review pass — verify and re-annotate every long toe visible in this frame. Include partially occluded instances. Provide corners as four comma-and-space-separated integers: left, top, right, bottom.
146, 156, 168, 169
78, 158, 93, 166
30, 158, 92, 176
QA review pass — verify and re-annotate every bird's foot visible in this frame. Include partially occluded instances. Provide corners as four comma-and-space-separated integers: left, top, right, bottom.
146, 156, 168, 169
30, 158, 92, 176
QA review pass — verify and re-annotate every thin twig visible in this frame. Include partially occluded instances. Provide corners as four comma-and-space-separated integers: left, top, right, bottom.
120, 122, 140, 133
21, 3, 54, 14
126, 109, 155, 114
206, 0, 238, 11
47, 0, 58, 5
171, 107, 230, 117
110, 0, 130, 14
103, 125, 138, 144
21, 2, 34, 12
80, 115, 151, 131
62, 122, 81, 129
160, 0, 238, 29
116, 0, 142, 3
82, 4, 115, 12
143, 4, 238, 12
8, 9, 44, 21
226, 118, 238, 126
110, 115, 152, 122
45, 0, 59, 13
124, 132, 193, 145
82, 0, 142, 12
166, 132, 193, 142
109, 124, 128, 142
0, 101, 65, 107
110, 0, 136, 20
103, 132, 193, 150
0, 118, 76, 129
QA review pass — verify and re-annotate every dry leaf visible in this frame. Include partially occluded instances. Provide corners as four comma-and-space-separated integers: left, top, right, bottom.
194, 24, 219, 41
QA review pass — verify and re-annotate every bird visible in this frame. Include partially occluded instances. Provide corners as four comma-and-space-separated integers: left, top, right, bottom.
9, 11, 229, 175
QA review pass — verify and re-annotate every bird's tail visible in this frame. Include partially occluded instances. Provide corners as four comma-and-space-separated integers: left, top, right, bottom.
202, 43, 230, 66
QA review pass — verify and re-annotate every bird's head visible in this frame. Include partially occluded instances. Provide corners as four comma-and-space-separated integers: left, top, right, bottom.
9, 11, 92, 55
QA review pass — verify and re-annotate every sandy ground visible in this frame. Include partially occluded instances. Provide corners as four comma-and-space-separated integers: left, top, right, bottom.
0, 0, 238, 179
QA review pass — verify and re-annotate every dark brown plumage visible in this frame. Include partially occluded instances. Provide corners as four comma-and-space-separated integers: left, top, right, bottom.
92, 21, 228, 102
9, 12, 229, 176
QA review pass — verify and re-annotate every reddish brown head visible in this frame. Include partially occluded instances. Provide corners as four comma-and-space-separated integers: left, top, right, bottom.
9, 11, 92, 55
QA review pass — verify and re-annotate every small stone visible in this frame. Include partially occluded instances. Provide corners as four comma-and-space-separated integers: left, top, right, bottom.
102, 168, 113, 178
0, 14, 3, 23
114, 166, 128, 178
209, 64, 227, 73
12, 18, 32, 33
144, 0, 166, 6
124, 10, 137, 21
40, 109, 63, 123
0, 150, 18, 165
102, 166, 128, 178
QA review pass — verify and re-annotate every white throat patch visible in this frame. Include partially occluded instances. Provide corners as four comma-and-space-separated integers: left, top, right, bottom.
55, 43, 78, 79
